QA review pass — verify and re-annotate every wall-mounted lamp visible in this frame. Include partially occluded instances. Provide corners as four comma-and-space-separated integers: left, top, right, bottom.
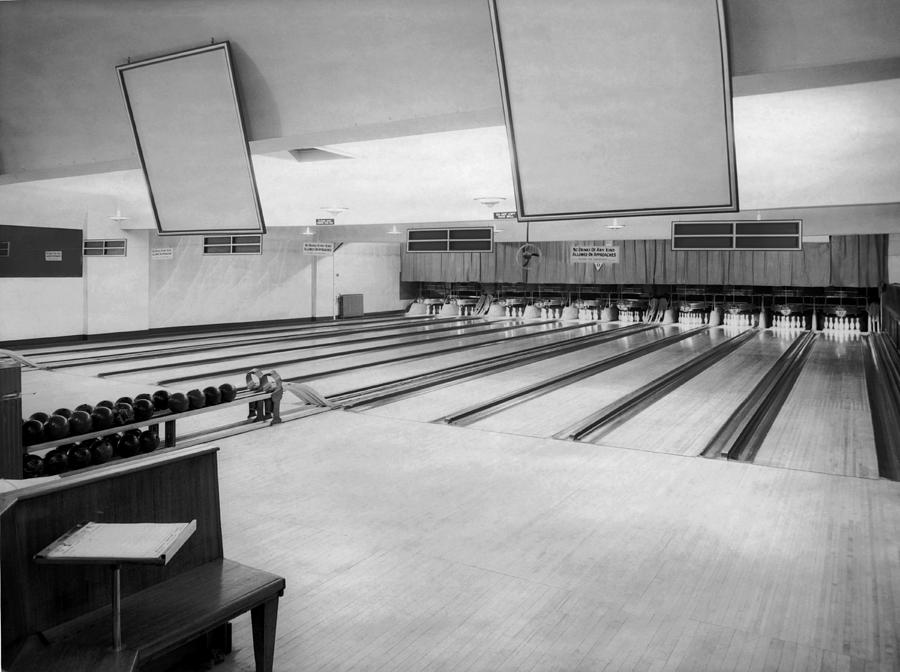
387, 225, 402, 235
606, 218, 624, 230
302, 226, 316, 236
109, 206, 129, 224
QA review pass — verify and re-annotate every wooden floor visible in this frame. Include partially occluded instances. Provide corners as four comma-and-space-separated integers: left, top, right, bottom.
208, 412, 900, 672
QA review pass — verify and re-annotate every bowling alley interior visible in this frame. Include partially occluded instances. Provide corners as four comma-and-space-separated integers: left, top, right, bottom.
2, 2, 900, 671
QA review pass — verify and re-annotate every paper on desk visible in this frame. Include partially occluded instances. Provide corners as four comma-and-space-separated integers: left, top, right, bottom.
36, 520, 197, 565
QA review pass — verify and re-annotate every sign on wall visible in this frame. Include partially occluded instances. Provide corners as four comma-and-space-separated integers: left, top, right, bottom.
303, 242, 334, 256
570, 245, 619, 264
44, 251, 63, 262
151, 247, 174, 260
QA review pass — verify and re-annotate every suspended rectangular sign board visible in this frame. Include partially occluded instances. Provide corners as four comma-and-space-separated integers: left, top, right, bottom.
303, 242, 334, 256
117, 42, 266, 236
570, 245, 619, 264
488, 0, 737, 220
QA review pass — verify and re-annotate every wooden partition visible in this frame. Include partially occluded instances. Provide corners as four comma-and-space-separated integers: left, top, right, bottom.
0, 446, 223, 667
401, 234, 887, 288
884, 284, 900, 351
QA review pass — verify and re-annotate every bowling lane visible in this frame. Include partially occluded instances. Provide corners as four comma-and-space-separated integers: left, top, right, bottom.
97, 321, 595, 390
359, 325, 674, 422
591, 329, 794, 455
45, 318, 504, 373
752, 334, 878, 478
462, 326, 731, 438
23, 315, 471, 365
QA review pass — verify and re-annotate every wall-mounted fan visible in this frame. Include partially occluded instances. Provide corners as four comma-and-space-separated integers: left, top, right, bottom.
515, 243, 542, 270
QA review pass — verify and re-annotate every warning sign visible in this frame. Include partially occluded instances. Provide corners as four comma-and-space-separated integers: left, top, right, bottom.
570, 245, 619, 264
151, 247, 174, 260
303, 242, 334, 256
44, 250, 62, 262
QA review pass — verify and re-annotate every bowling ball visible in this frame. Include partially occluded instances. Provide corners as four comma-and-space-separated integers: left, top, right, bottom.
23, 453, 44, 478
96, 399, 115, 410
168, 392, 189, 413
152, 390, 170, 411
91, 406, 114, 430
219, 383, 236, 403
68, 410, 93, 436
187, 389, 205, 410
89, 438, 114, 464
135, 393, 152, 403
29, 411, 49, 424
115, 396, 134, 407
114, 402, 135, 425
43, 414, 70, 440
106, 432, 122, 453
133, 398, 154, 421
22, 419, 44, 446
75, 403, 94, 414
203, 386, 222, 406
115, 432, 140, 458
43, 448, 69, 475
53, 408, 73, 420
138, 430, 160, 454
66, 443, 92, 469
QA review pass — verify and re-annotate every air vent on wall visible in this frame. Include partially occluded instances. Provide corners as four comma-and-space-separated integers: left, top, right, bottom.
407, 228, 494, 253
672, 220, 802, 251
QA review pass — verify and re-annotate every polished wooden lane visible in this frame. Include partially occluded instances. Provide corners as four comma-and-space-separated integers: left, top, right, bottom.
465, 326, 728, 438
359, 325, 669, 422
205, 411, 899, 671
753, 333, 878, 479
593, 329, 794, 456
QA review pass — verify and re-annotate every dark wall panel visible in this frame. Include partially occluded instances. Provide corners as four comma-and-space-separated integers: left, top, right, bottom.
0, 226, 82, 278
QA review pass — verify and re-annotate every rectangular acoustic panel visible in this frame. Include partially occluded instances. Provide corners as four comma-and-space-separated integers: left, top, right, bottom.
117, 43, 265, 236
488, 0, 737, 220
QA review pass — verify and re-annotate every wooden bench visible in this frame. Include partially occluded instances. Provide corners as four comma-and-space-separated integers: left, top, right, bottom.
1, 445, 286, 672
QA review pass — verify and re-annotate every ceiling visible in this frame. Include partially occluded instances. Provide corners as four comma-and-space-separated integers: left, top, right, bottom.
1, 0, 899, 239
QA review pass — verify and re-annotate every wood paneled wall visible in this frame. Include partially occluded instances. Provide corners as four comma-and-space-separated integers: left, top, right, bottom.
401, 234, 887, 287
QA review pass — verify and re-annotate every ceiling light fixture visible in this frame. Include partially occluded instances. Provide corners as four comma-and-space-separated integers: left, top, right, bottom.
302, 226, 316, 236
606, 218, 624, 230
321, 206, 349, 217
109, 206, 129, 223
474, 196, 506, 208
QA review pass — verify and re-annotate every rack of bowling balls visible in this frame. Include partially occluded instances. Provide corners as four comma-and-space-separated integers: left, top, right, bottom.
19, 372, 282, 479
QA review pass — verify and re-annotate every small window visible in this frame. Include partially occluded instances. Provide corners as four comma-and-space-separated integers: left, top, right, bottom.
83, 239, 127, 256
0, 241, 9, 257
203, 234, 262, 255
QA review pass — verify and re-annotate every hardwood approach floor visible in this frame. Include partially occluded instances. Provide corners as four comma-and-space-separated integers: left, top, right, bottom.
210, 411, 900, 672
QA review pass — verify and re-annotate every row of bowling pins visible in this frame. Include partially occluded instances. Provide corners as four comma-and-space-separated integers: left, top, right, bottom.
723, 313, 754, 327
541, 307, 564, 319
506, 305, 528, 317
458, 305, 476, 316
822, 316, 860, 332
771, 315, 804, 330
620, 310, 643, 323
679, 312, 707, 325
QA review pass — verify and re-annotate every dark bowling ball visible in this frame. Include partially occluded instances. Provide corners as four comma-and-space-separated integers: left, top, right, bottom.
23, 453, 44, 478
53, 408, 73, 420
106, 432, 122, 453
96, 399, 115, 410
203, 386, 222, 406
89, 438, 114, 464
133, 398, 154, 421
43, 414, 70, 440
187, 389, 205, 410
91, 406, 114, 430
22, 419, 44, 446
168, 392, 189, 413
68, 410, 93, 436
116, 432, 140, 458
66, 443, 92, 469
219, 383, 236, 403
115, 396, 134, 407
29, 411, 49, 424
43, 448, 69, 475
114, 402, 135, 425
75, 403, 94, 414
152, 390, 170, 411
138, 430, 160, 454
